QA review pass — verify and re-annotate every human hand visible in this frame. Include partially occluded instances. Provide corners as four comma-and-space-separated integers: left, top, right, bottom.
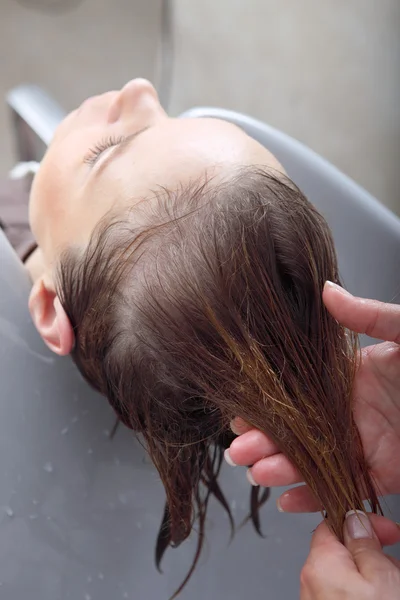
225, 282, 400, 511
300, 511, 400, 599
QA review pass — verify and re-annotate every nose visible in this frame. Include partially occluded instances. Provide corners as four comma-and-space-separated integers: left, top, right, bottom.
78, 90, 117, 115
121, 78, 158, 102
107, 78, 165, 123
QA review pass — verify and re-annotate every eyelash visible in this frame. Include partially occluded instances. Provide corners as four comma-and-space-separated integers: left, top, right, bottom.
83, 135, 126, 165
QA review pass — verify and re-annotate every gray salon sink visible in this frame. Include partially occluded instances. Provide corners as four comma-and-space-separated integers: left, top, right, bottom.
0, 94, 399, 599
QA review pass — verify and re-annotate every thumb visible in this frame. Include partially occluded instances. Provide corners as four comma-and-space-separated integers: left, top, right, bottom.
344, 510, 396, 578
323, 281, 400, 343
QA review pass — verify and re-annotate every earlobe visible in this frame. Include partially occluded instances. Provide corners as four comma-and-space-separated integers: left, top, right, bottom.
29, 278, 75, 356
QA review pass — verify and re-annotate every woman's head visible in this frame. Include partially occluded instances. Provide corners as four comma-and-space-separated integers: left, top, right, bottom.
28, 78, 284, 355
28, 79, 380, 597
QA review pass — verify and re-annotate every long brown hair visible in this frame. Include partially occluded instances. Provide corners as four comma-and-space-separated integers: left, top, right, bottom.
56, 167, 381, 597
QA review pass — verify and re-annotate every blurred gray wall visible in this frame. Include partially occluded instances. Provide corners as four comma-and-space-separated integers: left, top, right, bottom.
1, 0, 399, 213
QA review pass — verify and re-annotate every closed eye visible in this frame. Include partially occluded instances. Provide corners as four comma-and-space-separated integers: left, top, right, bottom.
83, 126, 151, 168
83, 135, 126, 165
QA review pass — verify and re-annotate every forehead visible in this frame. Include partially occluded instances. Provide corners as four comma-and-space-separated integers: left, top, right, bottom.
90, 118, 282, 203
29, 116, 284, 260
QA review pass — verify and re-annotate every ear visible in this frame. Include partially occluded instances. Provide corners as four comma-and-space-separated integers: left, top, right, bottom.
29, 278, 75, 356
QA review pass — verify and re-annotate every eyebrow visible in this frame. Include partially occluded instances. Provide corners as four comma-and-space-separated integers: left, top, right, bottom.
95, 125, 150, 174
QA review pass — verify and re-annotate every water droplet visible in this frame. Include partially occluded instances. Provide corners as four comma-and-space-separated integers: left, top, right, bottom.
123, 593, 129, 599
231, 500, 237, 511
71, 416, 78, 424
103, 429, 110, 436
43, 462, 53, 473
87, 576, 92, 583
98, 572, 104, 580
29, 514, 38, 520
82, 410, 89, 416
5, 507, 14, 517
61, 427, 69, 435
136, 522, 142, 530
114, 458, 120, 466
32, 499, 39, 506
87, 448, 93, 455
118, 493, 127, 505
85, 594, 92, 600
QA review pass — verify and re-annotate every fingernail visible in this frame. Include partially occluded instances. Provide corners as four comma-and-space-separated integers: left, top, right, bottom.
230, 420, 240, 435
276, 497, 285, 513
246, 469, 258, 486
324, 281, 351, 296
224, 448, 237, 467
345, 510, 373, 540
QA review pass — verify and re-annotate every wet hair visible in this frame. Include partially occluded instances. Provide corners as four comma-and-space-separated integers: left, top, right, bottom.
56, 167, 381, 597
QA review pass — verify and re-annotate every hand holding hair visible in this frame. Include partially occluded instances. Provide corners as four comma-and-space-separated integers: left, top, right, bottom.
227, 283, 400, 513
299, 511, 400, 599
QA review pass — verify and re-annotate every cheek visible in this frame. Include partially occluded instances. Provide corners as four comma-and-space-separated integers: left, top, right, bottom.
29, 157, 67, 244
29, 171, 47, 242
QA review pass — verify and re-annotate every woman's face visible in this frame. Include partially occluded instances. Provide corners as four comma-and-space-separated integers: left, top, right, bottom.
30, 79, 284, 268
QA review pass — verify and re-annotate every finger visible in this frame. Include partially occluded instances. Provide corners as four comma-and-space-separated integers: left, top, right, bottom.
310, 519, 349, 555
300, 521, 360, 600
248, 454, 303, 487
363, 514, 400, 547
386, 555, 400, 570
230, 417, 252, 436
343, 510, 398, 579
277, 487, 400, 546
227, 429, 280, 466
323, 281, 400, 343
277, 485, 321, 513
302, 516, 400, 600
306, 520, 357, 573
